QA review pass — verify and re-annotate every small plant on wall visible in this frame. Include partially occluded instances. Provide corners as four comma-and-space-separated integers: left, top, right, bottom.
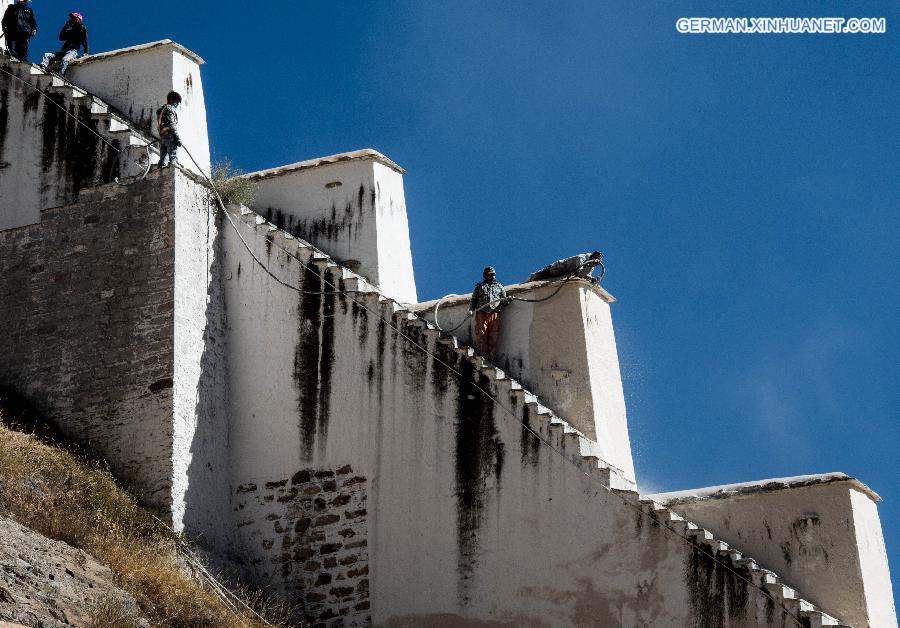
209, 159, 258, 207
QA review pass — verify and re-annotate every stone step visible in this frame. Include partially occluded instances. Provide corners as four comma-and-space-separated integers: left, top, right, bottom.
343, 276, 373, 293
94, 113, 130, 133
799, 610, 844, 627
47, 81, 86, 98
109, 131, 145, 148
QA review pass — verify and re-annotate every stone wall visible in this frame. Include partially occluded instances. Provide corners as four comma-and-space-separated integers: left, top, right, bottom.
0, 172, 177, 510
0, 168, 229, 540
234, 464, 370, 626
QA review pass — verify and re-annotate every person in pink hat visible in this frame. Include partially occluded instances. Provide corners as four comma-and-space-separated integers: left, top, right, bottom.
40, 11, 88, 76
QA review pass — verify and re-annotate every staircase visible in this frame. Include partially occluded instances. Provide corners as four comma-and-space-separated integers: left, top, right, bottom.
230, 205, 852, 627
0, 54, 157, 179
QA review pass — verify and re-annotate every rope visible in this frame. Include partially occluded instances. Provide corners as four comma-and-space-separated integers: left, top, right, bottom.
0, 56, 808, 626
188, 154, 807, 626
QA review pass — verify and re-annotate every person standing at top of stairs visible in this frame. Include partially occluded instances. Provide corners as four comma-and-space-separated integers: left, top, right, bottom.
40, 11, 88, 76
469, 266, 509, 361
1, 0, 37, 62
156, 91, 183, 169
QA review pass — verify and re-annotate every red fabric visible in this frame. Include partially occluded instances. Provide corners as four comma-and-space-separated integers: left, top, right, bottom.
70, 13, 83, 22
474, 311, 500, 361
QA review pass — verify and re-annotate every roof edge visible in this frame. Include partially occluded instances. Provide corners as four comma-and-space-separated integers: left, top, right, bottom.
648, 472, 882, 504
244, 149, 406, 180
71, 39, 205, 66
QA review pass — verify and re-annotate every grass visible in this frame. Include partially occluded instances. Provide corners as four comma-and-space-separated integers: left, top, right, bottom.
0, 389, 292, 628
210, 159, 258, 207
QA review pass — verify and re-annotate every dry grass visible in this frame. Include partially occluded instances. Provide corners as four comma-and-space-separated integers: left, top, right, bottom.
88, 594, 145, 628
210, 159, 258, 207
0, 392, 292, 628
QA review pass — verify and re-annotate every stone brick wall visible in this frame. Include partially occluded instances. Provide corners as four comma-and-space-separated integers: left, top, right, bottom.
233, 464, 370, 627
0, 170, 178, 512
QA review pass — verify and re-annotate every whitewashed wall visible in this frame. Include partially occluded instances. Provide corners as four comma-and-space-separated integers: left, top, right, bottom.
68, 40, 211, 176
220, 210, 809, 626
0, 59, 117, 230
651, 475, 897, 628
171, 172, 232, 545
247, 150, 418, 304
414, 280, 636, 484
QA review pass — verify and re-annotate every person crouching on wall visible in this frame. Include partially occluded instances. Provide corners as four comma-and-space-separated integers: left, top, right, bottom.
41, 12, 89, 76
469, 266, 509, 362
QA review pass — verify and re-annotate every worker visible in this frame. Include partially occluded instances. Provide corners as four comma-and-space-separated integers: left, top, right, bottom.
469, 266, 508, 361
527, 251, 604, 284
156, 91, 182, 169
40, 12, 88, 76
2, 0, 37, 63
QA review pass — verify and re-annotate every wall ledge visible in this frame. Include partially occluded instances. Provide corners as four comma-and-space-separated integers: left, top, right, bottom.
244, 149, 406, 180
70, 39, 205, 67
649, 472, 882, 505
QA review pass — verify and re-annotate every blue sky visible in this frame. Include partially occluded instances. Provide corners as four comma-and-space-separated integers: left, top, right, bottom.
28, 0, 899, 605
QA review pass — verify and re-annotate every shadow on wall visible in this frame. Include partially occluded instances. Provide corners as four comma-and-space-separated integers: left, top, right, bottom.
182, 205, 236, 569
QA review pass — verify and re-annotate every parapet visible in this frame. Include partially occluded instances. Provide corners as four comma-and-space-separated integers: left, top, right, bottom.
413, 277, 635, 484
651, 473, 897, 627
245, 149, 418, 304
68, 39, 211, 176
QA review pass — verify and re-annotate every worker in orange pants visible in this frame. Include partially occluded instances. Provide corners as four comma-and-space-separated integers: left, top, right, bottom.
469, 266, 508, 362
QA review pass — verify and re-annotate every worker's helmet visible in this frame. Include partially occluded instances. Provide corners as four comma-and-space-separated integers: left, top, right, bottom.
483, 266, 496, 279
69, 13, 84, 22
590, 250, 603, 260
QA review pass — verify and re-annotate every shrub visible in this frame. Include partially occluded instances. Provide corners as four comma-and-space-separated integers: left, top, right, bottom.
210, 159, 258, 207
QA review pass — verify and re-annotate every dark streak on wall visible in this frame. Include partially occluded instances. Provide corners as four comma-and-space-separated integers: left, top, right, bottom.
685, 545, 756, 627
0, 85, 9, 165
293, 265, 337, 462
295, 262, 323, 461
1, 68, 117, 216
519, 400, 540, 466
454, 356, 505, 606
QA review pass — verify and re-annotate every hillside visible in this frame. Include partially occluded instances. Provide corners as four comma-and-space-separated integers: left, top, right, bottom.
0, 389, 290, 628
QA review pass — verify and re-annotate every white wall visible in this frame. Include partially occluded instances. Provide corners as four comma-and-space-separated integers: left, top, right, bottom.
171, 172, 232, 546
248, 150, 418, 304
372, 160, 417, 304
67, 40, 211, 176
850, 488, 898, 628
0, 60, 117, 230
218, 212, 807, 626
414, 279, 636, 483
651, 476, 897, 628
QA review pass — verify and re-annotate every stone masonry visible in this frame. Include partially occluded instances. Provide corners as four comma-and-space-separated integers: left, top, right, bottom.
234, 465, 370, 627
0, 172, 178, 509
